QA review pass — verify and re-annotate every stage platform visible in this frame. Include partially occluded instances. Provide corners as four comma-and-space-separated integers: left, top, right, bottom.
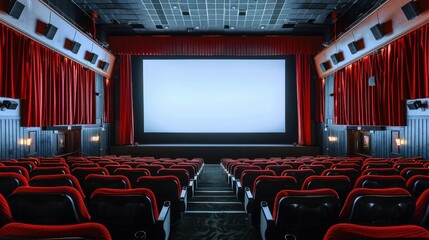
111, 144, 320, 164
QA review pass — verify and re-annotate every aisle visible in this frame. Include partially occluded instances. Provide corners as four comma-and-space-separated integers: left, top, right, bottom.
170, 164, 260, 240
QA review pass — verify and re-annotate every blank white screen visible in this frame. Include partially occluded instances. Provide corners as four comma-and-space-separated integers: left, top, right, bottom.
143, 59, 286, 133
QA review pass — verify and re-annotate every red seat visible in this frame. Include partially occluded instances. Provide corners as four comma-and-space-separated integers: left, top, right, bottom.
299, 164, 326, 175
83, 174, 131, 198
0, 172, 29, 197
302, 175, 351, 206
113, 168, 150, 187
414, 188, 429, 227
406, 175, 429, 199
0, 194, 12, 227
136, 175, 185, 223
0, 222, 112, 240
104, 164, 131, 174
2, 161, 37, 173
265, 165, 293, 176
281, 169, 316, 187
245, 176, 298, 227
29, 174, 85, 198
323, 223, 429, 240
0, 166, 29, 180
137, 164, 164, 176
30, 166, 70, 178
88, 188, 169, 240
8, 186, 90, 224
354, 175, 406, 189
361, 168, 400, 176
71, 167, 109, 185
400, 167, 429, 180
261, 189, 340, 240
322, 168, 359, 185
340, 188, 414, 225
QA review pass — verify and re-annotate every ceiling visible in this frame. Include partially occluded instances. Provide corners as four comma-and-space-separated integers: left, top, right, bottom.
45, 0, 387, 37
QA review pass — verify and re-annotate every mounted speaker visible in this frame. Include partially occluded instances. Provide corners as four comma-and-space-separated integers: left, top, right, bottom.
319, 61, 331, 72
70, 41, 81, 54
98, 61, 109, 72
407, 100, 423, 110
370, 24, 385, 40
2, 100, 18, 110
85, 52, 98, 64
348, 41, 359, 54
6, 0, 25, 20
44, 24, 58, 40
401, 1, 420, 20
330, 53, 341, 65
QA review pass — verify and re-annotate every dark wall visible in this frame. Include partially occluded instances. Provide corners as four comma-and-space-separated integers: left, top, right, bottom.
320, 74, 429, 159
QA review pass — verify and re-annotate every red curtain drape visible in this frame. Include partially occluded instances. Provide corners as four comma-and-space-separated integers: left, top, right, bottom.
334, 24, 429, 126
118, 56, 134, 145
0, 23, 95, 127
110, 36, 324, 145
296, 54, 312, 145
103, 78, 113, 123
109, 36, 324, 55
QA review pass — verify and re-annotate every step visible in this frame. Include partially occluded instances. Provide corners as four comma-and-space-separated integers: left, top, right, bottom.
187, 202, 244, 211
191, 195, 237, 202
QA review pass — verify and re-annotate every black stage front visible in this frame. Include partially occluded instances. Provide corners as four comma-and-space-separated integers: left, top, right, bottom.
111, 144, 320, 164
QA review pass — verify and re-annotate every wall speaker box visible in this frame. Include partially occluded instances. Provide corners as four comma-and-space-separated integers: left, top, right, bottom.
98, 61, 109, 72
401, 1, 420, 20
70, 41, 81, 54
407, 100, 422, 110
370, 24, 385, 40
330, 53, 341, 65
6, 0, 24, 19
348, 41, 359, 54
85, 52, 98, 64
44, 24, 58, 40
3, 100, 18, 110
319, 61, 331, 72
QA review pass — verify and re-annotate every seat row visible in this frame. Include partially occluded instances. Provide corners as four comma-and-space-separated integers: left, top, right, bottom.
0, 186, 169, 239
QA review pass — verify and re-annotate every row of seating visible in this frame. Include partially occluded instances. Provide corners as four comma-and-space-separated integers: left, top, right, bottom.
0, 155, 205, 239
221, 157, 429, 239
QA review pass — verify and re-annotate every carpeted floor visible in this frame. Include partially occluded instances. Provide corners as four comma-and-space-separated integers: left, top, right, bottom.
170, 164, 261, 240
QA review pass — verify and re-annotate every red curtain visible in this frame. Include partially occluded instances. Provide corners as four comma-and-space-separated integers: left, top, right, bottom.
109, 36, 324, 55
296, 55, 312, 145
118, 56, 134, 145
334, 24, 429, 126
0, 23, 95, 127
103, 78, 113, 123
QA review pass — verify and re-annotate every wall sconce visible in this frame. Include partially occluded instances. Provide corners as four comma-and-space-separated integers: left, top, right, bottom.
328, 136, 338, 142
18, 138, 32, 146
395, 138, 406, 146
90, 135, 100, 142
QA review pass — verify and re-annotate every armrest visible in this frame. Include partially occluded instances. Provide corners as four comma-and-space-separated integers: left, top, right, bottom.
156, 201, 171, 240
244, 187, 253, 213
179, 187, 187, 211
260, 201, 274, 240
235, 180, 242, 197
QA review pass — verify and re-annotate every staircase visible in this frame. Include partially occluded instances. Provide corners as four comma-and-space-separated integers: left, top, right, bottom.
170, 164, 260, 240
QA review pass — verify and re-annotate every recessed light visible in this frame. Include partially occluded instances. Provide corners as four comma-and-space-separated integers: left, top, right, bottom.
195, 26, 200, 29
164, 26, 169, 29
230, 26, 235, 30
260, 26, 265, 29
231, 6, 236, 10
173, 5, 178, 9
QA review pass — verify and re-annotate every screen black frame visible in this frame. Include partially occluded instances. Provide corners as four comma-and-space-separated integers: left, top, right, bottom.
132, 55, 298, 144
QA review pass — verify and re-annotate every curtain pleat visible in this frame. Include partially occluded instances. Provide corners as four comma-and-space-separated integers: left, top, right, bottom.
296, 54, 313, 145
